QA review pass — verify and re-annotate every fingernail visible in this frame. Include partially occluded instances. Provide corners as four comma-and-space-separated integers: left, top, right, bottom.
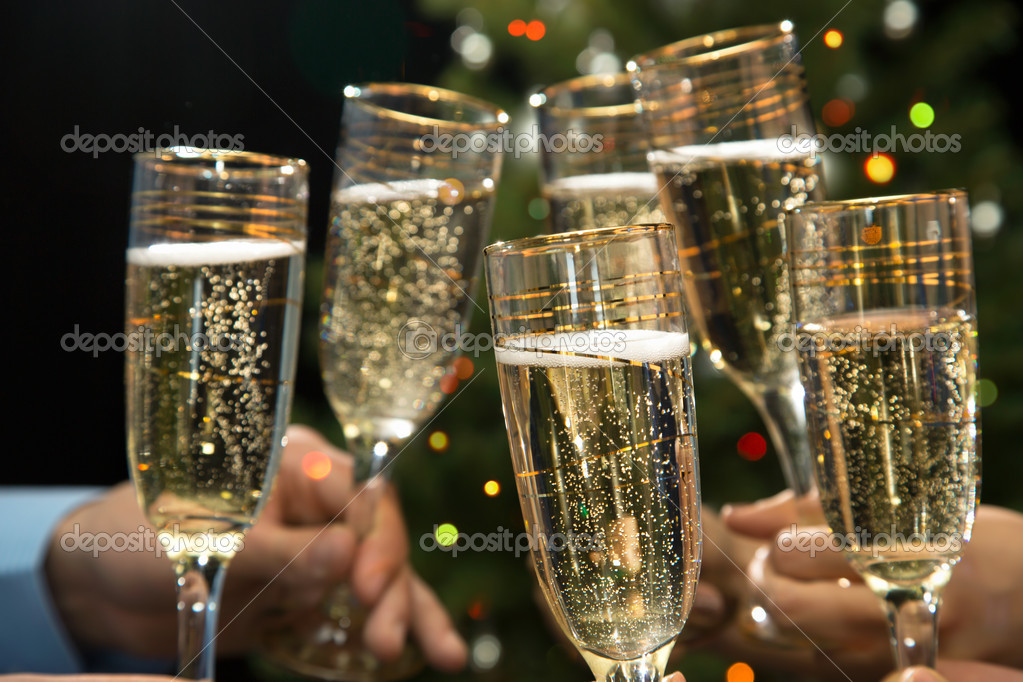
720, 504, 734, 518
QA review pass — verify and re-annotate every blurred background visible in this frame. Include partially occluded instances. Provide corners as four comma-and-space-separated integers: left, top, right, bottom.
2, 0, 1020, 680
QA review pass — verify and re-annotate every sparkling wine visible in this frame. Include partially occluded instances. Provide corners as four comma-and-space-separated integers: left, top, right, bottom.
320, 179, 491, 456
495, 330, 700, 659
797, 308, 979, 594
650, 140, 823, 386
126, 239, 305, 556
545, 172, 666, 233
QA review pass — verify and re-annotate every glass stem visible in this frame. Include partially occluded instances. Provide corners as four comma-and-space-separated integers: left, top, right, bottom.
884, 592, 939, 669
175, 554, 229, 680
746, 380, 815, 498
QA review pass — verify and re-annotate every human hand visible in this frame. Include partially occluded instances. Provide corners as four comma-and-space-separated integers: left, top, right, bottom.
882, 662, 1023, 682
45, 424, 466, 672
717, 492, 1023, 679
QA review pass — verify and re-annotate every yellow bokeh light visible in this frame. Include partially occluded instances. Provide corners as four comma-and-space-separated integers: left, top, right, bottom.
429, 431, 450, 452
864, 154, 896, 184
727, 661, 755, 682
824, 29, 844, 48
484, 480, 501, 496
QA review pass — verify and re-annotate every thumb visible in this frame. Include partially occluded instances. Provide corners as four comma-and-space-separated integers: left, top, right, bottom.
721, 489, 799, 539
880, 667, 949, 682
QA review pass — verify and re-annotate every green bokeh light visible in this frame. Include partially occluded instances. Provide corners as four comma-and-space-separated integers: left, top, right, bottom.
910, 102, 935, 128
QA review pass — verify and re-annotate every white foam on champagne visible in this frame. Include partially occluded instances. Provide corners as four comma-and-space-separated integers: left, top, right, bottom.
333, 178, 450, 204
649, 139, 811, 165
547, 172, 659, 197
127, 239, 304, 267
495, 329, 689, 367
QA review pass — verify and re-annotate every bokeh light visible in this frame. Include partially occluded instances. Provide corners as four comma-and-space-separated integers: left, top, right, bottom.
453, 356, 475, 380
528, 196, 550, 220
525, 20, 546, 41
864, 154, 896, 184
737, 433, 767, 461
909, 102, 935, 128
440, 373, 460, 394
727, 661, 755, 682
429, 430, 450, 452
822, 98, 854, 127
439, 177, 465, 205
484, 480, 501, 496
507, 19, 526, 37
435, 522, 459, 546
301, 450, 332, 480
976, 378, 998, 407
824, 30, 844, 48
971, 200, 1004, 237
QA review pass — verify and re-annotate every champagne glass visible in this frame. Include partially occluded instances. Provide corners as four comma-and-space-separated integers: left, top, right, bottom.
263, 83, 505, 680
629, 24, 823, 640
785, 191, 980, 669
485, 224, 702, 681
532, 72, 665, 232
126, 148, 309, 680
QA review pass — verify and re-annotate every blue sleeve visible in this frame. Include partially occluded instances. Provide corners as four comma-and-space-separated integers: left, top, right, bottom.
0, 486, 105, 674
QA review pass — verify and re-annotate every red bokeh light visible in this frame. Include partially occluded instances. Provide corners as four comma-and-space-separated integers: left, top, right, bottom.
737, 433, 767, 461
525, 20, 546, 41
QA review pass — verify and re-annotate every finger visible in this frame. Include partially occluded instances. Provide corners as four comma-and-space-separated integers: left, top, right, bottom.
363, 567, 412, 661
271, 425, 358, 525
351, 486, 409, 605
755, 559, 886, 645
881, 667, 951, 682
770, 525, 860, 581
233, 523, 356, 607
936, 660, 1023, 682
721, 489, 799, 539
408, 572, 467, 672
665, 674, 686, 682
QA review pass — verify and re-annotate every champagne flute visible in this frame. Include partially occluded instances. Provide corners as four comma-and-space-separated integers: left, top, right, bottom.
785, 191, 980, 669
532, 72, 665, 232
263, 83, 505, 680
629, 25, 824, 640
629, 23, 824, 499
126, 148, 308, 680
485, 224, 702, 682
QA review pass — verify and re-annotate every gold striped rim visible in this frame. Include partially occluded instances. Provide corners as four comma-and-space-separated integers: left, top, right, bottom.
345, 82, 508, 132
492, 292, 684, 322
534, 72, 639, 119
485, 223, 675, 256
135, 150, 307, 179
786, 189, 968, 215
629, 23, 794, 70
